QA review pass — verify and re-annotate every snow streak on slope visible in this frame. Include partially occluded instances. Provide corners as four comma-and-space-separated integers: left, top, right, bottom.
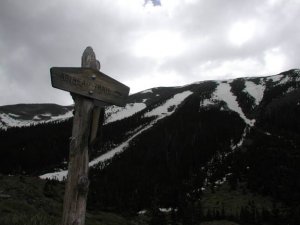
105, 103, 146, 124
1, 101, 147, 129
89, 121, 156, 167
40, 90, 193, 181
266, 74, 283, 82
231, 127, 249, 150
40, 170, 68, 181
40, 122, 157, 181
278, 75, 292, 85
200, 99, 215, 107
201, 82, 255, 126
145, 91, 193, 118
0, 111, 73, 130
244, 81, 265, 105
140, 88, 153, 94
265, 72, 298, 85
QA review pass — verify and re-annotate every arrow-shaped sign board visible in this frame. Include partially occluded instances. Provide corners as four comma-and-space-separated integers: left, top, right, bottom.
50, 67, 130, 107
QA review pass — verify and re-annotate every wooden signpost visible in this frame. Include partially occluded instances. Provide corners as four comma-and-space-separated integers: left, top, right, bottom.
50, 47, 129, 225
50, 67, 129, 107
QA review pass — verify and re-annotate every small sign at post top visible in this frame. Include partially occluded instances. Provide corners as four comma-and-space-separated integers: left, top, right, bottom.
50, 67, 130, 107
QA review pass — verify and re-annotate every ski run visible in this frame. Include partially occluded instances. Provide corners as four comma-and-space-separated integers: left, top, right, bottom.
40, 90, 193, 181
201, 81, 255, 126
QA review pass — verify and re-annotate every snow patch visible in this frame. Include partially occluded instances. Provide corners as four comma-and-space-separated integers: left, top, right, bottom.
286, 87, 295, 94
200, 99, 216, 107
215, 176, 227, 185
266, 74, 283, 82
0, 113, 32, 129
145, 91, 193, 118
138, 210, 147, 215
39, 170, 68, 181
50, 111, 73, 121
41, 113, 52, 117
0, 110, 73, 130
8, 113, 20, 117
278, 75, 291, 85
88, 126, 147, 167
207, 82, 255, 126
105, 103, 146, 124
33, 115, 41, 120
231, 127, 248, 150
244, 81, 265, 105
159, 208, 173, 213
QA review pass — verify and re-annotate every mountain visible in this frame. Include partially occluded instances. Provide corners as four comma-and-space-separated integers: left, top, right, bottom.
0, 69, 300, 225
0, 103, 73, 130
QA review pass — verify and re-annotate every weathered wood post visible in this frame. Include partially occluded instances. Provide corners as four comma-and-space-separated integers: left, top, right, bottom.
49, 46, 129, 225
61, 47, 97, 225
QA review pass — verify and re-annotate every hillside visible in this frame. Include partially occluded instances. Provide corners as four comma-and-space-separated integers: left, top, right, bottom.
0, 69, 300, 225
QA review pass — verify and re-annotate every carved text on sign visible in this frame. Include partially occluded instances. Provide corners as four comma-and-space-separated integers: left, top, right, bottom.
59, 73, 112, 96
50, 67, 130, 106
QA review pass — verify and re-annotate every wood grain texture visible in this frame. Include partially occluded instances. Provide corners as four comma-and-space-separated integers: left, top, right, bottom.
61, 47, 100, 225
50, 67, 129, 106
61, 96, 93, 225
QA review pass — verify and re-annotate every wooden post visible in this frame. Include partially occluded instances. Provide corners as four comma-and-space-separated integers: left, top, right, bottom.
81, 47, 104, 148
61, 47, 101, 225
49, 46, 129, 225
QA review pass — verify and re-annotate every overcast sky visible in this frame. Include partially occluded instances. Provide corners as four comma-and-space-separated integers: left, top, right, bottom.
0, 0, 299, 106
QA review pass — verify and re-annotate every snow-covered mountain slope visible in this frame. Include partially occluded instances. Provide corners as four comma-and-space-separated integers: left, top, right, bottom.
0, 85, 185, 130
2, 69, 299, 131
0, 104, 73, 130
200, 81, 255, 126
1, 69, 300, 179
40, 90, 194, 180
37, 69, 300, 180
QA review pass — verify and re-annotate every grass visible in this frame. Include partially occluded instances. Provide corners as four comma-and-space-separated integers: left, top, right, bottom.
201, 182, 287, 221
199, 220, 240, 225
0, 175, 132, 225
0, 175, 287, 225
201, 183, 289, 225
0, 175, 61, 225
86, 211, 131, 225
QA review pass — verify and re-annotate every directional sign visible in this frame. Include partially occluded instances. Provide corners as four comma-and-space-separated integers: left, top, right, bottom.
50, 67, 130, 107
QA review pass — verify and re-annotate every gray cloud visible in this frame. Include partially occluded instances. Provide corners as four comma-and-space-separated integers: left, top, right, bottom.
0, 0, 299, 106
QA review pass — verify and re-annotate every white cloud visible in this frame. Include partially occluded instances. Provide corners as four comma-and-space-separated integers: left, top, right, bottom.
263, 48, 286, 74
192, 58, 264, 81
228, 20, 257, 46
125, 70, 186, 93
267, 0, 284, 6
133, 30, 187, 59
